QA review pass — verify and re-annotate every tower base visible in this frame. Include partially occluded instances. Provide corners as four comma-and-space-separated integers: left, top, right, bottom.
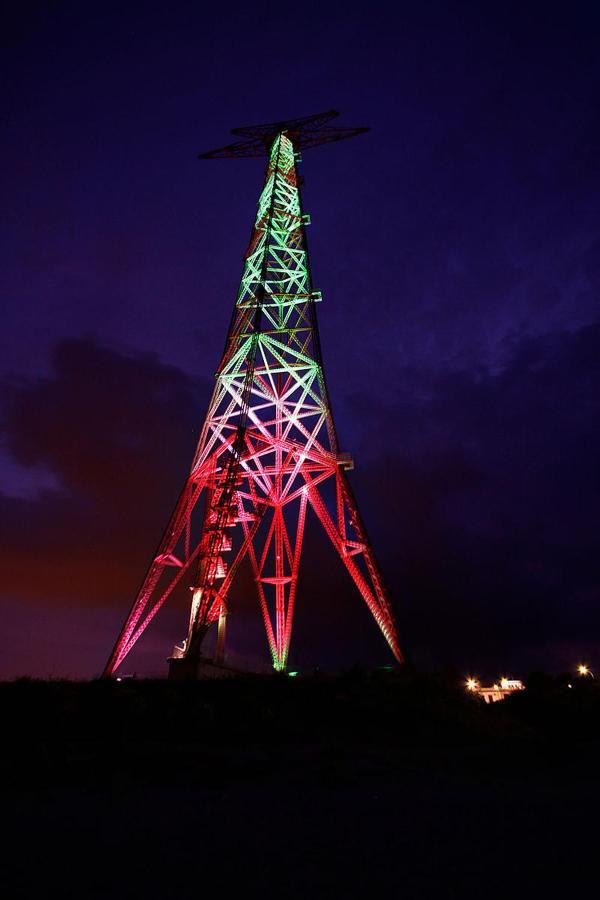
167, 655, 241, 681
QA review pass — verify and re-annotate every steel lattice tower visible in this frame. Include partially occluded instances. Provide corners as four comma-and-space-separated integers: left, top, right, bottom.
103, 111, 403, 678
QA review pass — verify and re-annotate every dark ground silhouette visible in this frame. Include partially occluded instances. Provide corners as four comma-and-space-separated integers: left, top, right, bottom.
3, 670, 599, 898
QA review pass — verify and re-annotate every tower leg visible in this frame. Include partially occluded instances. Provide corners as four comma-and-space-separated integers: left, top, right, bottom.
305, 474, 402, 663
275, 506, 285, 666
103, 471, 210, 677
246, 493, 307, 672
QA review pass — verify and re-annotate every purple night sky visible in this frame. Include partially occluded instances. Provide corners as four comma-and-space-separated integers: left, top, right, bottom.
1, 1, 599, 679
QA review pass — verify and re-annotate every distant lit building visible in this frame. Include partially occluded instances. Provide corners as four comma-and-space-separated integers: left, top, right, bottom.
466, 677, 525, 703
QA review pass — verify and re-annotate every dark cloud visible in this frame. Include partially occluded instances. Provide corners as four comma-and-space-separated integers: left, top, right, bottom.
0, 337, 207, 606
346, 322, 600, 674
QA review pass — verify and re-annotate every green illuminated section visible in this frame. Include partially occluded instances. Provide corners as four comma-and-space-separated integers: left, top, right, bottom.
200, 128, 332, 477
235, 133, 310, 326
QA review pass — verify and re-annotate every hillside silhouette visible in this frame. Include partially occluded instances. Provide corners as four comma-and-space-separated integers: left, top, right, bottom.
3, 671, 600, 898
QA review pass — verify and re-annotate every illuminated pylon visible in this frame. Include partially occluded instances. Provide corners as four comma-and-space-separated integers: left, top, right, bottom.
103, 111, 403, 678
